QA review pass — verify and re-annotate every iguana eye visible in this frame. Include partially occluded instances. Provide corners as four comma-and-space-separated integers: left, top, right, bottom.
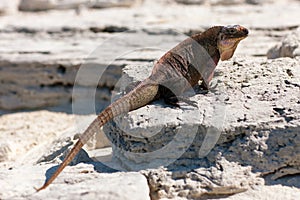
227, 28, 237, 34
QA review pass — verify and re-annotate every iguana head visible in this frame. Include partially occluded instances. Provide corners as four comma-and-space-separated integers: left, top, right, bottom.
217, 25, 248, 61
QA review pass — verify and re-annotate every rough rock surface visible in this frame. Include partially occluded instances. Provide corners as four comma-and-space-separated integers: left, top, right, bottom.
105, 57, 300, 176
175, 0, 272, 5
209, 0, 273, 6
0, 111, 75, 163
209, 0, 251, 5
1, 109, 299, 199
142, 158, 264, 200
0, 111, 147, 200
0, 163, 150, 200
175, 0, 206, 5
0, 0, 19, 15
92, 0, 141, 8
19, 0, 56, 11
18, 0, 139, 11
267, 28, 300, 59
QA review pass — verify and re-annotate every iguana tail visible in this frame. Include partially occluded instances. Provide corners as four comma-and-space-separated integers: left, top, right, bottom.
36, 81, 159, 191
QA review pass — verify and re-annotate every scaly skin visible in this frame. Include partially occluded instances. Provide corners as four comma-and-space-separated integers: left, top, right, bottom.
36, 25, 248, 191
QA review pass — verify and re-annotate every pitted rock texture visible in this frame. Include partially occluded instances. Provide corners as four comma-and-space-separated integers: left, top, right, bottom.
104, 57, 300, 184
142, 158, 263, 200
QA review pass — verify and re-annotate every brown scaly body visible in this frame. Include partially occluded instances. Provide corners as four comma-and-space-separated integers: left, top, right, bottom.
36, 25, 248, 191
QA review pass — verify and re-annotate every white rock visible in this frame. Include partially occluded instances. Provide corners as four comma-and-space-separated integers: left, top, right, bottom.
19, 0, 55, 11
142, 158, 264, 199
0, 164, 150, 200
105, 57, 300, 189
267, 28, 300, 59
174, 0, 205, 5
0, 0, 19, 15
226, 185, 300, 200
209, 0, 244, 5
18, 0, 139, 11
92, 0, 140, 8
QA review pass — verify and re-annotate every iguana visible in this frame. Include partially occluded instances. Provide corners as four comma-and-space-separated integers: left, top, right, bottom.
36, 25, 248, 191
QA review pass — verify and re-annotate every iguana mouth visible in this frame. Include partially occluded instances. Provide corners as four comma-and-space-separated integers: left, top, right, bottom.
218, 25, 248, 61
220, 36, 247, 49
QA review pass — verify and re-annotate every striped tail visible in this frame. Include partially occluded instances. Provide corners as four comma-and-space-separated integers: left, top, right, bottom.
36, 82, 159, 191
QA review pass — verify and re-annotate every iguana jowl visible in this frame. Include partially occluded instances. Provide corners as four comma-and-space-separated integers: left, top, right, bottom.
36, 25, 248, 191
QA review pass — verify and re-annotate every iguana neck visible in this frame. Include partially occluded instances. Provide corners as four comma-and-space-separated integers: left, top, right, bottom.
192, 26, 222, 65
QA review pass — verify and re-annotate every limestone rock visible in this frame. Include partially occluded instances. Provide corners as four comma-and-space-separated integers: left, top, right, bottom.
174, 0, 273, 5
36, 114, 111, 165
104, 57, 300, 182
18, 0, 139, 11
209, 0, 244, 5
174, 0, 205, 5
0, 141, 15, 162
142, 158, 263, 199
0, 29, 181, 111
92, 0, 140, 8
18, 0, 92, 11
0, 111, 111, 164
246, 0, 274, 4
0, 0, 19, 15
1, 0, 300, 112
19, 0, 55, 11
0, 164, 150, 200
267, 28, 300, 59
225, 185, 300, 200
0, 111, 75, 163
209, 0, 273, 5
0, 111, 150, 200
